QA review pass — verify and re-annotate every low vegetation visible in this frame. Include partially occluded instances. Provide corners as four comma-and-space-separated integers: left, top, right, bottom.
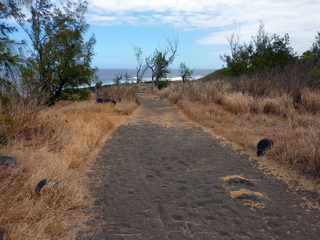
0, 93, 138, 240
0, 2, 140, 238
161, 80, 320, 179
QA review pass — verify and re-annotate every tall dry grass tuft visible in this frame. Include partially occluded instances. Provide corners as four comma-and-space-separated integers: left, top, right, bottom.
260, 95, 294, 117
100, 85, 139, 102
0, 99, 138, 240
0, 100, 42, 144
300, 89, 320, 113
220, 93, 253, 114
270, 127, 320, 177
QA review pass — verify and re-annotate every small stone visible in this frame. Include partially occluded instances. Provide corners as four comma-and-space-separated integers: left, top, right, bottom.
0, 156, 16, 167
35, 179, 63, 194
35, 179, 48, 194
257, 138, 273, 157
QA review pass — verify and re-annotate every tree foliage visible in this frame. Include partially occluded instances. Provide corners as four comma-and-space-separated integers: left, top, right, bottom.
16, 0, 95, 104
222, 24, 296, 76
0, 0, 20, 93
301, 33, 320, 63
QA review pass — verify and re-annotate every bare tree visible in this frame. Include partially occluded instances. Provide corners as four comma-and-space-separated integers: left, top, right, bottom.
134, 46, 147, 83
145, 54, 156, 88
113, 73, 122, 86
145, 40, 178, 89
179, 62, 193, 83
124, 72, 131, 84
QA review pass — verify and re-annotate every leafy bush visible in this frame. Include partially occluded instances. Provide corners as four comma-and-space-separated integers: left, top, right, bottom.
157, 80, 169, 90
222, 24, 296, 76
15, 0, 96, 105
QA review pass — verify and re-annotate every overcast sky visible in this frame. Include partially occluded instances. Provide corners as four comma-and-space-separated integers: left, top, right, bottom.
84, 0, 320, 69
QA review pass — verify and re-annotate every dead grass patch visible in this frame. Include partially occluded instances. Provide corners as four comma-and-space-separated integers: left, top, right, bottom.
0, 100, 138, 240
222, 175, 254, 186
260, 95, 294, 117
229, 188, 267, 209
301, 89, 320, 113
221, 93, 253, 114
99, 85, 139, 102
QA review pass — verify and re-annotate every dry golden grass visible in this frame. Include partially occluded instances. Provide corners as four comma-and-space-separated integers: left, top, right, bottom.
160, 81, 320, 187
301, 89, 320, 113
0, 100, 41, 143
222, 175, 254, 186
0, 99, 138, 240
100, 85, 139, 103
260, 95, 294, 117
220, 93, 253, 114
270, 127, 320, 176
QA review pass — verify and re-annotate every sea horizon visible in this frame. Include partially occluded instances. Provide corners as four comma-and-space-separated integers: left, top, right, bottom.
96, 68, 213, 85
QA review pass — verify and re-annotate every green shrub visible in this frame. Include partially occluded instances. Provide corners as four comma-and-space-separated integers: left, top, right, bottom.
157, 80, 169, 90
222, 24, 296, 76
60, 89, 91, 101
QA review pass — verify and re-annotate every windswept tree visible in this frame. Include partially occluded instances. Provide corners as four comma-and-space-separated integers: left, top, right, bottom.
134, 46, 147, 83
179, 62, 193, 83
47, 1, 96, 104
16, 0, 96, 105
146, 40, 178, 89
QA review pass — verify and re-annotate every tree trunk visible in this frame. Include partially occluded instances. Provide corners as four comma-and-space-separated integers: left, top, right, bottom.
151, 73, 155, 91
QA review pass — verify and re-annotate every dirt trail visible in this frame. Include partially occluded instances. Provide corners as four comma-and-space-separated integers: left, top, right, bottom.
78, 95, 320, 240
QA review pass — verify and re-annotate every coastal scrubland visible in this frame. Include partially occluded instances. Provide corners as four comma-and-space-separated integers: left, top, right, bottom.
0, 87, 138, 240
161, 26, 320, 188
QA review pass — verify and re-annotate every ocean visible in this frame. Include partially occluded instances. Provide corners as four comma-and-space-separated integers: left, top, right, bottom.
96, 69, 213, 85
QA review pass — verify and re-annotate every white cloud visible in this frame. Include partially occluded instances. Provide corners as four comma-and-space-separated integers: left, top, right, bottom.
87, 0, 320, 52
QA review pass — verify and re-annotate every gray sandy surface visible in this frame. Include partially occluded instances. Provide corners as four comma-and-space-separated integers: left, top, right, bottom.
78, 96, 320, 240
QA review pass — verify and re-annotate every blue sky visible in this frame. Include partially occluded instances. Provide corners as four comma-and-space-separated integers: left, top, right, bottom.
88, 24, 226, 69
85, 0, 320, 69
13, 0, 320, 69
